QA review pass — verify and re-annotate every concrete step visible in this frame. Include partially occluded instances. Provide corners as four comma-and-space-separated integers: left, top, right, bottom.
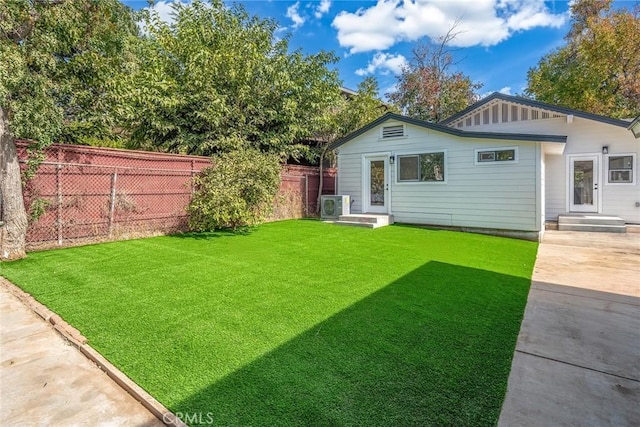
333, 220, 376, 229
558, 224, 627, 233
558, 215, 625, 227
334, 214, 393, 229
558, 215, 626, 233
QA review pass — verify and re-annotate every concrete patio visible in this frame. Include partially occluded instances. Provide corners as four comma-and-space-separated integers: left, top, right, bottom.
499, 230, 640, 426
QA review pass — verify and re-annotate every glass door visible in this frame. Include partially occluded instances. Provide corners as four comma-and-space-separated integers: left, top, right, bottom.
365, 156, 388, 213
569, 156, 599, 212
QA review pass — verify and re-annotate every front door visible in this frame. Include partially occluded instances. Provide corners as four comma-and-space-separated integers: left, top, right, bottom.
569, 156, 599, 213
364, 156, 388, 213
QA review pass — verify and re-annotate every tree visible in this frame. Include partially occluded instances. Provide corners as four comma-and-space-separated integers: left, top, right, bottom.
387, 26, 482, 123
0, 0, 137, 260
526, 0, 640, 118
124, 0, 342, 160
314, 77, 393, 211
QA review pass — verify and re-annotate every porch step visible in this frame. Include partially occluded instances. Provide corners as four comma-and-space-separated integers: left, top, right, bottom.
558, 215, 626, 233
334, 214, 394, 229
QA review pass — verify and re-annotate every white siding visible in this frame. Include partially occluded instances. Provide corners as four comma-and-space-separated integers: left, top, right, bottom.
461, 116, 640, 223
336, 121, 542, 231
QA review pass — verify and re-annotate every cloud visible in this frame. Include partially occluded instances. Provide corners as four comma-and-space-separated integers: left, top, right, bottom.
144, 0, 186, 25
315, 0, 332, 19
333, 0, 567, 54
355, 52, 407, 76
498, 86, 512, 95
286, 2, 306, 29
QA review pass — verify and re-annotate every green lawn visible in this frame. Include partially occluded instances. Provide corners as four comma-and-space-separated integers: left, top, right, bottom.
0, 220, 537, 426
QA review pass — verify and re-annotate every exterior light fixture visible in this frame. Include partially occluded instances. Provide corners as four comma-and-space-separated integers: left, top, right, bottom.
602, 146, 609, 154
389, 155, 395, 164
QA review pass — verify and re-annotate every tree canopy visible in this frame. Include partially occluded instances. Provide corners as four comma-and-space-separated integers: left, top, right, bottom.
1, 0, 137, 260
387, 28, 482, 123
124, 0, 342, 160
526, 0, 640, 118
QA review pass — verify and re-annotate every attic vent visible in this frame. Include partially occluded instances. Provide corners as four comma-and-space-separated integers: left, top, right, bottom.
382, 125, 404, 139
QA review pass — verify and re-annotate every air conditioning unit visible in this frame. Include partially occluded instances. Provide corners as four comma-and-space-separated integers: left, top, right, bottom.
321, 195, 350, 219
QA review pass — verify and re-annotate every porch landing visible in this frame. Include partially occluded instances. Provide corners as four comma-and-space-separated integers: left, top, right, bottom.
557, 214, 626, 233
333, 214, 394, 229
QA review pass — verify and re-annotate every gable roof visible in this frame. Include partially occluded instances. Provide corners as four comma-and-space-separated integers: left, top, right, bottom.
440, 92, 631, 128
329, 112, 567, 150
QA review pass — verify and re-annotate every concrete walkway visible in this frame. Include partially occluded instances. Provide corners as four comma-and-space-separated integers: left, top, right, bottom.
499, 231, 640, 426
0, 284, 165, 427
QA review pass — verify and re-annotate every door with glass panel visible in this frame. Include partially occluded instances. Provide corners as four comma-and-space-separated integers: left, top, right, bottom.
364, 156, 388, 213
569, 156, 599, 212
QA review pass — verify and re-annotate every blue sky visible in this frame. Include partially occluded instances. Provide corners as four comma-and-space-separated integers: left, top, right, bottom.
122, 1, 583, 99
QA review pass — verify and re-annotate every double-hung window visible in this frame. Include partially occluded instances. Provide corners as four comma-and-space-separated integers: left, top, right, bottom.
608, 155, 635, 184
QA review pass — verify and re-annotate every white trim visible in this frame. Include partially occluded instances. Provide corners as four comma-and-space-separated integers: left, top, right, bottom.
566, 154, 601, 213
473, 146, 519, 165
605, 153, 636, 185
395, 149, 448, 185
362, 153, 391, 214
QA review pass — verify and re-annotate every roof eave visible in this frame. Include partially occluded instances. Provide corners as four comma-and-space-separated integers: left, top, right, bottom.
628, 116, 640, 139
440, 93, 630, 128
329, 112, 566, 151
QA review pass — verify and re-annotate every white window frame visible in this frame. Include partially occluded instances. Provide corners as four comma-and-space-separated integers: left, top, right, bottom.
396, 150, 447, 184
605, 153, 636, 185
379, 124, 406, 140
474, 146, 519, 165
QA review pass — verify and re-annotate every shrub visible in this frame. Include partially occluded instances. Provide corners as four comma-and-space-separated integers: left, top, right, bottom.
188, 149, 281, 231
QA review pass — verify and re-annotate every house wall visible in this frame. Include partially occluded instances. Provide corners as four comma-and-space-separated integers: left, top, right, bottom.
460, 117, 640, 223
336, 121, 542, 232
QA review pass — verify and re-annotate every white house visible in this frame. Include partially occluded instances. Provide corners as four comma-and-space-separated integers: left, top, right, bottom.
330, 93, 640, 240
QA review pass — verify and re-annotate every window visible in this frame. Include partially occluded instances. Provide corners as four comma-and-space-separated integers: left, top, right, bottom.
398, 152, 445, 182
381, 125, 404, 139
475, 148, 518, 164
608, 155, 634, 184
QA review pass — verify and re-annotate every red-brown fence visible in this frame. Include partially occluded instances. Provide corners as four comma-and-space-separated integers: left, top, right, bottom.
16, 142, 335, 250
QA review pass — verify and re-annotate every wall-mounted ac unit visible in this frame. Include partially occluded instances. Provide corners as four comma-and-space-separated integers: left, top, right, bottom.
321, 195, 350, 219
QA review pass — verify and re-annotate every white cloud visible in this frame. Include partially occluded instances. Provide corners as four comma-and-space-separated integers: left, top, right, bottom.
144, 0, 184, 25
332, 0, 567, 54
498, 86, 512, 95
287, 2, 306, 29
315, 0, 332, 19
355, 52, 407, 76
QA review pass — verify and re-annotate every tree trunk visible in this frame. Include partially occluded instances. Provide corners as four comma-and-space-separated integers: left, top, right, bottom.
0, 106, 28, 260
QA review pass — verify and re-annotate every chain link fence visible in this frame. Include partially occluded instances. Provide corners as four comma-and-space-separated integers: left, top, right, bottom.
16, 142, 335, 251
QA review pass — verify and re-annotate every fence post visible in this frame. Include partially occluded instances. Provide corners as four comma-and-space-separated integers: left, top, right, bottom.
108, 169, 118, 238
304, 174, 309, 217
56, 163, 63, 246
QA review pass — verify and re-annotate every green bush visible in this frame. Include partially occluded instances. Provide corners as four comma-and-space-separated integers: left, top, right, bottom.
188, 149, 281, 231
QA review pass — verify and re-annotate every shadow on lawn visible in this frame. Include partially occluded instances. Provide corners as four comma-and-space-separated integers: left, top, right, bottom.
171, 261, 530, 426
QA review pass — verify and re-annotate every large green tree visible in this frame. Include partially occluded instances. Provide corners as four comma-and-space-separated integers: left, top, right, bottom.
526, 0, 640, 118
0, 0, 137, 260
387, 27, 482, 123
124, 0, 342, 160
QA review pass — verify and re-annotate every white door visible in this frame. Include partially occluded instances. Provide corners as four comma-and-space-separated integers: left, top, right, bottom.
364, 156, 388, 213
569, 156, 599, 213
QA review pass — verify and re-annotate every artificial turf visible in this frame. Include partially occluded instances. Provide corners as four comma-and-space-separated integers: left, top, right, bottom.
0, 220, 537, 426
